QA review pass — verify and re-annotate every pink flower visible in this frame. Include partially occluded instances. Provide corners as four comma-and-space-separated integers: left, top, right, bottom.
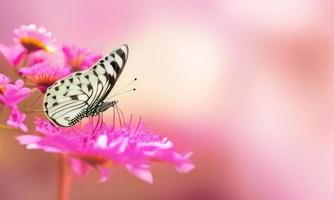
7, 106, 28, 132
0, 79, 31, 108
17, 117, 194, 183
62, 44, 101, 71
0, 44, 26, 67
13, 24, 56, 53
19, 62, 70, 92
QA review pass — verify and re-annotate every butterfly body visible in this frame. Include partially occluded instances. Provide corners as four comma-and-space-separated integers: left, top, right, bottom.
89, 101, 118, 117
43, 45, 128, 127
65, 100, 117, 126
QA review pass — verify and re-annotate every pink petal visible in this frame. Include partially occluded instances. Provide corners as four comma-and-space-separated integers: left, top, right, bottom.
175, 163, 195, 173
16, 135, 61, 151
35, 117, 60, 135
69, 158, 92, 176
38, 135, 76, 152
16, 135, 42, 144
126, 164, 153, 184
0, 44, 25, 67
96, 134, 108, 148
16, 135, 42, 149
97, 166, 111, 182
174, 152, 195, 173
27, 51, 50, 66
39, 146, 63, 153
0, 73, 10, 85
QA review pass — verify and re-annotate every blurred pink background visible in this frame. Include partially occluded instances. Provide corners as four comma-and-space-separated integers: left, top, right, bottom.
1, 0, 334, 199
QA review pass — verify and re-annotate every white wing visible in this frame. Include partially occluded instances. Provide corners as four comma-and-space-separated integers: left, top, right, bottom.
43, 44, 129, 127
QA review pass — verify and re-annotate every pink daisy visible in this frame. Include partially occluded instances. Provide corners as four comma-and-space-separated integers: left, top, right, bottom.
7, 106, 28, 132
0, 78, 31, 108
0, 44, 26, 67
13, 24, 56, 53
17, 117, 194, 183
62, 44, 101, 71
19, 61, 70, 92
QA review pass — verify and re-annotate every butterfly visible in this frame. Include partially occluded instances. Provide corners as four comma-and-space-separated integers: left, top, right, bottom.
43, 44, 129, 127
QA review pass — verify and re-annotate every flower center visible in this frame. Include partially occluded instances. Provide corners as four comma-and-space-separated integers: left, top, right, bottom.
69, 55, 84, 71
19, 37, 49, 53
0, 84, 5, 95
27, 74, 58, 92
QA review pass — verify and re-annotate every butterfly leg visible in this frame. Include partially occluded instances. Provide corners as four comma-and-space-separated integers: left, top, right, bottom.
92, 114, 101, 136
112, 106, 116, 131
115, 104, 123, 127
116, 104, 126, 125
99, 112, 104, 131
89, 116, 93, 126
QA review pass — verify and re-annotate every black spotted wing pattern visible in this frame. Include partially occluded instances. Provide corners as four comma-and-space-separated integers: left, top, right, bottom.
43, 44, 129, 127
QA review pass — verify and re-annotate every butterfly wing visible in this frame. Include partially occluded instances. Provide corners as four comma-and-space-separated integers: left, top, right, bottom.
43, 44, 129, 127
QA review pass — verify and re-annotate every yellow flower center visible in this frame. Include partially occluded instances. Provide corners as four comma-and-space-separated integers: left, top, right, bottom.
19, 36, 50, 53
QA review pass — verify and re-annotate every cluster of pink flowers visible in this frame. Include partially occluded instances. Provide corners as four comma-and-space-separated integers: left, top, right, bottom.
0, 24, 102, 131
0, 24, 194, 183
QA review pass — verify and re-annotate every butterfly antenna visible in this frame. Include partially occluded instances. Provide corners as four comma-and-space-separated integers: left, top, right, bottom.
113, 78, 137, 96
105, 78, 137, 101
105, 88, 136, 101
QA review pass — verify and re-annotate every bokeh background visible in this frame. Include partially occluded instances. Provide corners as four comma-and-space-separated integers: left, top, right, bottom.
1, 0, 334, 199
